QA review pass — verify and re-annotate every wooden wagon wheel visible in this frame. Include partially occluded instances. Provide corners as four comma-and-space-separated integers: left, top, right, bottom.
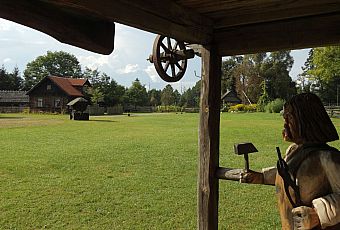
152, 35, 189, 82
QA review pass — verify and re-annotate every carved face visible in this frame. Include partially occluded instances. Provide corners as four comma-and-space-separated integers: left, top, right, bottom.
282, 93, 338, 144
282, 105, 302, 144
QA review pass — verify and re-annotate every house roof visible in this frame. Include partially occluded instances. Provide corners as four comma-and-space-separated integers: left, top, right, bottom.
67, 78, 89, 86
0, 90, 29, 103
1, 1, 339, 55
49, 76, 85, 97
67, 97, 88, 106
27, 76, 89, 97
221, 90, 242, 103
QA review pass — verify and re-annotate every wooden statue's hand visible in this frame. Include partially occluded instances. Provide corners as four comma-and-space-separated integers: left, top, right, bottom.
240, 170, 264, 184
292, 206, 320, 230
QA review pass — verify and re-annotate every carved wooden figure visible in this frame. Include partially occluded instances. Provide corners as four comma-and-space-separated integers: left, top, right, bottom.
242, 93, 340, 230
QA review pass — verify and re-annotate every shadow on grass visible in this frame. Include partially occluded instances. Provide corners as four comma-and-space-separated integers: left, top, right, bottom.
0, 116, 24, 119
89, 119, 117, 123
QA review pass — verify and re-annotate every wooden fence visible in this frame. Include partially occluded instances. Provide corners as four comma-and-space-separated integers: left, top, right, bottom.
325, 106, 340, 118
86, 105, 123, 115
0, 106, 29, 113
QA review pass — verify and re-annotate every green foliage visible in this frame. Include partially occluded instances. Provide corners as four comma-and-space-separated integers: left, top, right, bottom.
257, 80, 271, 112
88, 87, 104, 104
0, 66, 23, 90
228, 104, 257, 112
148, 89, 161, 106
179, 80, 200, 107
23, 51, 82, 90
221, 51, 296, 104
265, 98, 285, 113
156, 105, 182, 112
305, 46, 340, 103
161, 84, 175, 105
309, 46, 340, 83
261, 51, 296, 100
123, 78, 148, 107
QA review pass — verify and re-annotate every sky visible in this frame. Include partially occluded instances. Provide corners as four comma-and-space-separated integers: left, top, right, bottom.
0, 18, 310, 91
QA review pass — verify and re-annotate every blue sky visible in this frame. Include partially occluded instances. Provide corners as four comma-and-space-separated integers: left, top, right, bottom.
0, 18, 309, 91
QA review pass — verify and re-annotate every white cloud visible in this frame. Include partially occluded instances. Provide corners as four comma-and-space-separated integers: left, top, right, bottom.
3, 58, 12, 63
78, 55, 114, 70
117, 64, 139, 74
144, 64, 159, 82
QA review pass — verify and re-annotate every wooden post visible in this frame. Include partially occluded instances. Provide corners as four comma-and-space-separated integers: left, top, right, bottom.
198, 43, 222, 230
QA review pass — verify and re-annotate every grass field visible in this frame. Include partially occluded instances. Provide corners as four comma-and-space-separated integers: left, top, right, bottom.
1, 112, 340, 229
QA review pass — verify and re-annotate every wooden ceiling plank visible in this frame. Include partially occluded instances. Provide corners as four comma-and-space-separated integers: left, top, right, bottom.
176, 0, 340, 28
45, 0, 213, 44
0, 0, 115, 54
213, 2, 340, 28
215, 13, 340, 56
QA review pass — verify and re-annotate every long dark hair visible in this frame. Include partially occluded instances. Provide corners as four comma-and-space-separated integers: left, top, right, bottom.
284, 93, 339, 143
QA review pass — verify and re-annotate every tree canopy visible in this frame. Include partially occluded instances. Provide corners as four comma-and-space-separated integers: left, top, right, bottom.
221, 51, 296, 104
301, 46, 340, 103
23, 51, 82, 90
0, 66, 22, 90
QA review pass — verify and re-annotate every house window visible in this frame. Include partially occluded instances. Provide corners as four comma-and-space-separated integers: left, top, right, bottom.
55, 98, 61, 107
37, 98, 43, 107
47, 84, 51, 90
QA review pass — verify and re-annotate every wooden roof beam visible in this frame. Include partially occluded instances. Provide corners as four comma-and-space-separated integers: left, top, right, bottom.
0, 0, 115, 54
215, 12, 340, 56
44, 0, 213, 44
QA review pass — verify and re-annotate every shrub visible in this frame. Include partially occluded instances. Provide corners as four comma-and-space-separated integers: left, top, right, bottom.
228, 104, 257, 112
156, 105, 183, 113
229, 104, 245, 112
265, 98, 285, 113
245, 104, 257, 112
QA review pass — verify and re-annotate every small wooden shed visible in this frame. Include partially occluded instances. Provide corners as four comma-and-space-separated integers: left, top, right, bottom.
221, 90, 242, 105
1, 1, 340, 229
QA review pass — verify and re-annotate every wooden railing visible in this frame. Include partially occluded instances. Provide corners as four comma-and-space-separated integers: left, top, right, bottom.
325, 106, 340, 118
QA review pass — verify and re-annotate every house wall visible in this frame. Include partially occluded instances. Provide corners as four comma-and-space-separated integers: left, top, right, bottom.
28, 79, 73, 113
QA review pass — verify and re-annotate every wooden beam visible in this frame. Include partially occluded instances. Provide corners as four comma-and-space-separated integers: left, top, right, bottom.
44, 0, 213, 44
0, 0, 115, 54
209, 1, 340, 29
198, 43, 221, 230
215, 12, 340, 56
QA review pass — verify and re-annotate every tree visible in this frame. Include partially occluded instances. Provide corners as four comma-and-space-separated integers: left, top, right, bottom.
89, 87, 104, 105
307, 46, 340, 104
261, 51, 296, 100
222, 54, 265, 104
173, 89, 181, 106
221, 56, 242, 94
148, 89, 161, 106
23, 51, 82, 90
124, 78, 148, 107
102, 79, 126, 106
257, 80, 271, 112
161, 84, 175, 106
297, 49, 314, 93
0, 65, 23, 90
180, 80, 201, 107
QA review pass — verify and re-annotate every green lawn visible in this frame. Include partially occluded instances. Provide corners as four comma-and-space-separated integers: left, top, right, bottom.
0, 113, 339, 229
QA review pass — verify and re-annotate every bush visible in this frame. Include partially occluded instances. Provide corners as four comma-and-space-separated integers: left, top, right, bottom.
228, 104, 257, 113
156, 105, 183, 113
265, 98, 285, 113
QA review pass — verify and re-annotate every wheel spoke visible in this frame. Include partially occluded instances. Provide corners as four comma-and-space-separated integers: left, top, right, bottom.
171, 63, 176, 77
160, 42, 171, 53
173, 41, 178, 50
164, 61, 170, 72
175, 62, 184, 71
167, 37, 172, 50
